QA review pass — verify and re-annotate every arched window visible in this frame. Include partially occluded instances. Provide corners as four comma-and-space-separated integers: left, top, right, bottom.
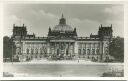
57, 49, 59, 55
66, 49, 68, 55
105, 47, 108, 55
92, 49, 95, 55
78, 43, 82, 49
35, 49, 38, 54
106, 57, 109, 60
78, 49, 81, 55
16, 48, 21, 55
92, 57, 94, 60
97, 56, 98, 60
96, 49, 99, 54
40, 48, 43, 54
51, 49, 54, 54
31, 49, 34, 54
87, 49, 90, 55
40, 55, 42, 58
35, 55, 37, 58
105, 50, 108, 55
44, 48, 47, 54
83, 49, 86, 55
26, 48, 29, 54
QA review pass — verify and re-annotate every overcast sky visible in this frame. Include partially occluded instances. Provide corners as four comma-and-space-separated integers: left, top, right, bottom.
3, 4, 124, 37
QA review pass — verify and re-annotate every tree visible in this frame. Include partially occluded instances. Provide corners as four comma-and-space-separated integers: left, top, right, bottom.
109, 36, 124, 62
3, 36, 13, 61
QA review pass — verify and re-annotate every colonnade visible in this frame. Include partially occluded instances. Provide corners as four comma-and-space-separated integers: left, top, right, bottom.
78, 42, 100, 55
49, 42, 75, 57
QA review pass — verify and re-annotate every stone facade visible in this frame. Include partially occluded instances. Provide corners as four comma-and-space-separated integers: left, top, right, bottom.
12, 14, 113, 62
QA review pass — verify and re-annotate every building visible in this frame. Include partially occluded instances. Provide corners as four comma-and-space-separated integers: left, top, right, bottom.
12, 14, 113, 62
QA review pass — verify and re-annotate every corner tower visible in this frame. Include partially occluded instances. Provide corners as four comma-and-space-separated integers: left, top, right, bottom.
13, 24, 27, 38
98, 24, 113, 41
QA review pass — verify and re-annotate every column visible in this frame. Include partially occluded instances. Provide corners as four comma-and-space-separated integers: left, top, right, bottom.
47, 42, 50, 56
85, 43, 86, 55
102, 41, 107, 61
90, 43, 91, 55
99, 41, 103, 61
94, 43, 96, 54
54, 42, 56, 54
74, 42, 78, 58
73, 42, 75, 55
86, 43, 87, 55
64, 42, 66, 55
68, 42, 70, 54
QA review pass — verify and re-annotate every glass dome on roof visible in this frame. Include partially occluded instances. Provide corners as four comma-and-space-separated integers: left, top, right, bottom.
52, 14, 74, 31
53, 24, 73, 31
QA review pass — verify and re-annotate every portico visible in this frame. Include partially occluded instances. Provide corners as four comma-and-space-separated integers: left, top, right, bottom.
49, 40, 75, 59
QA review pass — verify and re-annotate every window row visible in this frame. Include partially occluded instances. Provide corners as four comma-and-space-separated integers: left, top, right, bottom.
78, 48, 100, 55
24, 44, 47, 47
26, 48, 47, 54
78, 43, 100, 48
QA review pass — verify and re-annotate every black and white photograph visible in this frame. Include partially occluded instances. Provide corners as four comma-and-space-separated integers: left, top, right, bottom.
2, 2, 124, 77
1, 80, 127, 81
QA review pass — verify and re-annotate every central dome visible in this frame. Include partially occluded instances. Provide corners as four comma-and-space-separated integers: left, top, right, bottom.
53, 24, 73, 31
52, 14, 74, 31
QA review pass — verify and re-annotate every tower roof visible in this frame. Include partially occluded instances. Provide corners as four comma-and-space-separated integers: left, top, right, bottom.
52, 14, 73, 31
59, 14, 66, 25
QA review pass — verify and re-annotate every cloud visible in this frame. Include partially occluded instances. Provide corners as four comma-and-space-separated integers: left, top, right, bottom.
104, 6, 123, 14
30, 9, 102, 37
104, 6, 124, 20
68, 17, 100, 37
40, 10, 57, 19
3, 15, 20, 36
23, 9, 59, 36
3, 14, 32, 37
3, 4, 124, 37
105, 19, 124, 37
103, 6, 124, 37
3, 9, 59, 37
